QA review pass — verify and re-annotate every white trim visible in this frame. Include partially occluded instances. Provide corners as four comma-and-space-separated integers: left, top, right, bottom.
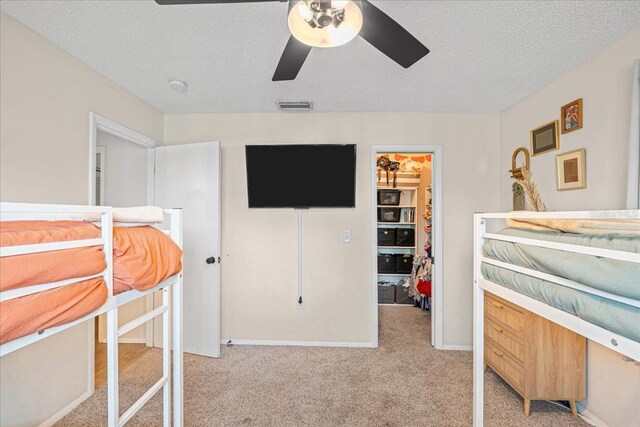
576, 403, 609, 427
37, 389, 93, 427
101, 337, 148, 344
370, 145, 443, 350
88, 112, 160, 207
441, 345, 473, 351
297, 209, 305, 310
96, 145, 106, 206
221, 339, 375, 348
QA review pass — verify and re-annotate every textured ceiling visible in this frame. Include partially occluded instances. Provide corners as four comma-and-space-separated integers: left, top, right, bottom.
2, 0, 639, 113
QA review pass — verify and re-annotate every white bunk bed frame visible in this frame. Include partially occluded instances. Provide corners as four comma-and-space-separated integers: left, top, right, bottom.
0, 202, 184, 427
472, 210, 640, 427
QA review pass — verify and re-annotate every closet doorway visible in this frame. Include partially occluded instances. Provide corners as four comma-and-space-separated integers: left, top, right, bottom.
371, 145, 443, 349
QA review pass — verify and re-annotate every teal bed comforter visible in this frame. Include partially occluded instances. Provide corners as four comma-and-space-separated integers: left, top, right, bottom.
481, 228, 640, 342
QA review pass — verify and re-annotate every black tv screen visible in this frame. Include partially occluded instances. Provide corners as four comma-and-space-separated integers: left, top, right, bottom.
245, 144, 356, 208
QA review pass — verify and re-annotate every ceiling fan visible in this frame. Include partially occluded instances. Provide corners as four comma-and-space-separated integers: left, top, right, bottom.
154, 0, 430, 81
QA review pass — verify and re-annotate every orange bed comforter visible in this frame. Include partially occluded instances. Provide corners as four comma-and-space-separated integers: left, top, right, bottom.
0, 221, 182, 345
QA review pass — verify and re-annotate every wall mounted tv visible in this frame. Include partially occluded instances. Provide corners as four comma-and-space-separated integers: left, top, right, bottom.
245, 144, 356, 208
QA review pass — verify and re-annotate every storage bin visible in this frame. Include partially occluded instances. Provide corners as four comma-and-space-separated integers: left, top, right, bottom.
378, 207, 401, 222
395, 284, 414, 305
377, 228, 396, 246
377, 190, 401, 206
378, 284, 395, 304
395, 228, 415, 246
378, 254, 396, 274
395, 254, 414, 274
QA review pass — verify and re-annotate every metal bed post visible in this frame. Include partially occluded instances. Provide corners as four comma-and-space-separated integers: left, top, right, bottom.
162, 284, 172, 426
169, 209, 184, 427
102, 210, 119, 427
472, 214, 486, 427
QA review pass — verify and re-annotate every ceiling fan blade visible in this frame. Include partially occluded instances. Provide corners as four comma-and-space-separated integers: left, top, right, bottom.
359, 0, 429, 68
155, 0, 279, 5
272, 36, 312, 81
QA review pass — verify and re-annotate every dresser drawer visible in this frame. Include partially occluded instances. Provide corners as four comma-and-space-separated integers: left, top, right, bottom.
485, 338, 525, 395
485, 318, 524, 364
485, 294, 524, 334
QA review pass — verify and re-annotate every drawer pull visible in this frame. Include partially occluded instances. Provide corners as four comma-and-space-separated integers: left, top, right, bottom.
491, 301, 504, 309
492, 325, 503, 333
491, 348, 504, 358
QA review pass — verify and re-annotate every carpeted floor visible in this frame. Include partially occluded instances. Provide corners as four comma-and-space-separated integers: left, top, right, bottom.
57, 306, 585, 426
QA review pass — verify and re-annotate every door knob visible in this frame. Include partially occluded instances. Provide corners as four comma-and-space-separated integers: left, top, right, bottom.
206, 257, 216, 264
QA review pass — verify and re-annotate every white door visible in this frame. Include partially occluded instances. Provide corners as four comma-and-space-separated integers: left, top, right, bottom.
154, 141, 221, 358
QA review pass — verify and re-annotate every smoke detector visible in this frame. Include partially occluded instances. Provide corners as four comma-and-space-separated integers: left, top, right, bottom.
169, 79, 187, 93
277, 101, 313, 112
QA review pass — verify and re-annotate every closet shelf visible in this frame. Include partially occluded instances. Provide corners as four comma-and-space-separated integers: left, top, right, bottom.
378, 222, 415, 225
378, 273, 411, 277
377, 246, 416, 250
377, 205, 415, 208
377, 186, 418, 190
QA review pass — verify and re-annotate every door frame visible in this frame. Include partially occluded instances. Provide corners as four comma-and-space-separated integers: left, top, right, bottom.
370, 145, 443, 349
88, 113, 161, 391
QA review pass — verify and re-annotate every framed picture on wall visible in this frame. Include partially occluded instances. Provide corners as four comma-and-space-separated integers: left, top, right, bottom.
560, 98, 583, 134
530, 120, 559, 156
556, 148, 586, 191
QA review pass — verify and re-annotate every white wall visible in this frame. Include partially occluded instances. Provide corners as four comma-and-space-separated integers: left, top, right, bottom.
98, 130, 149, 208
499, 27, 640, 427
0, 12, 163, 426
96, 130, 150, 343
164, 113, 501, 347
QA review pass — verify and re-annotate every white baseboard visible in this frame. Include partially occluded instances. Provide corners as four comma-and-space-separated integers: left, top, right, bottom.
576, 403, 608, 427
37, 390, 92, 427
221, 339, 375, 348
441, 344, 473, 351
97, 337, 146, 344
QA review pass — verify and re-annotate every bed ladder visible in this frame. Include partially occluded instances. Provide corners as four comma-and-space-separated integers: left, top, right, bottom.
106, 282, 180, 427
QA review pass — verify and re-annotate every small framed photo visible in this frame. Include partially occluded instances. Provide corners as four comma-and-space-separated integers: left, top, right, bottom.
530, 120, 559, 156
561, 98, 583, 134
556, 148, 586, 191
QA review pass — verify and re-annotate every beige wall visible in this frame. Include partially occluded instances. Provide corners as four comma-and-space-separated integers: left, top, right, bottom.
164, 113, 501, 347
0, 12, 163, 426
499, 27, 640, 427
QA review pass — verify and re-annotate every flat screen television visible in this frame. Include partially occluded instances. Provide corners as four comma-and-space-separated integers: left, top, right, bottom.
245, 144, 356, 208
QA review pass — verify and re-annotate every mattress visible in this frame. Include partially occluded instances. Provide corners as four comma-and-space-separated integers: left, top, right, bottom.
482, 227, 640, 342
0, 221, 106, 291
0, 221, 183, 344
112, 226, 183, 293
483, 227, 640, 300
0, 277, 107, 345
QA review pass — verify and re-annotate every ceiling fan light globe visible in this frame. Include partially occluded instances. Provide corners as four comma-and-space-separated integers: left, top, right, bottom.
298, 3, 314, 22
288, 0, 363, 48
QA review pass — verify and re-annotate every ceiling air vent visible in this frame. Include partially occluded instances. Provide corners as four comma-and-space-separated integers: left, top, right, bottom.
277, 101, 313, 112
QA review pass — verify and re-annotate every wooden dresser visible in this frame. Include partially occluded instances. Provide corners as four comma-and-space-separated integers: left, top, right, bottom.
484, 292, 586, 416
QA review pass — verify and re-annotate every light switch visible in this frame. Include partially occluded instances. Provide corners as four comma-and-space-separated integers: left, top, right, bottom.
343, 230, 351, 243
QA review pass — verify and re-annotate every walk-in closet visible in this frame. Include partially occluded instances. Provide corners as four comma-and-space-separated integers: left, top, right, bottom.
375, 152, 434, 336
